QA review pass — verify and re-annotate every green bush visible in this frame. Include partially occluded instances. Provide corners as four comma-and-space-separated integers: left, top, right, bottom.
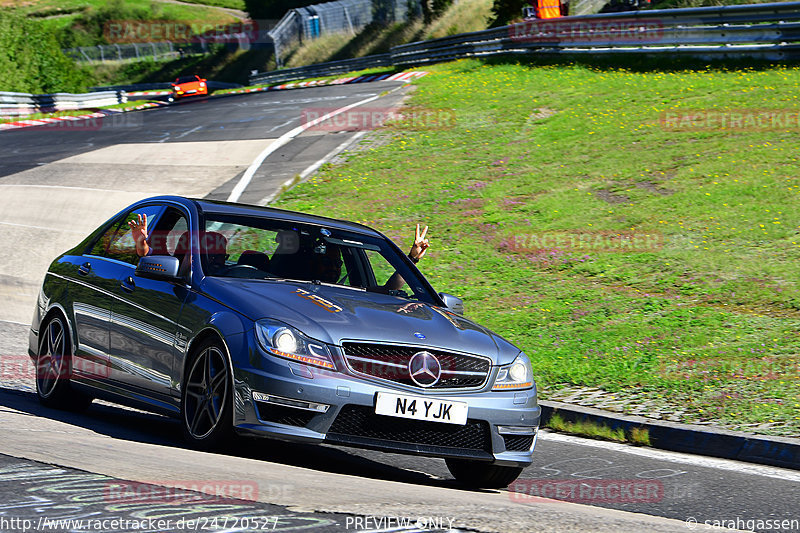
0, 9, 91, 93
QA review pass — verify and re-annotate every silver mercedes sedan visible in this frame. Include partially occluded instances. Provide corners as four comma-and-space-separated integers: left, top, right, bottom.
29, 196, 540, 488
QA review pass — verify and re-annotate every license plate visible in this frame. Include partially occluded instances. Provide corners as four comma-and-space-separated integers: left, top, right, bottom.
375, 392, 468, 425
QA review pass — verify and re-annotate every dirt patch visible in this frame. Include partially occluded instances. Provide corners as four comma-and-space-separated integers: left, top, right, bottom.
528, 107, 556, 121
594, 189, 630, 204
635, 180, 675, 196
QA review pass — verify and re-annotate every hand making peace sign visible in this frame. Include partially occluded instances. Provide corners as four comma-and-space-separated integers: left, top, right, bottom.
409, 224, 429, 263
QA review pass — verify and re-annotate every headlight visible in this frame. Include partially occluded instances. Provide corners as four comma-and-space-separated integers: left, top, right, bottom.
493, 353, 533, 390
255, 319, 335, 370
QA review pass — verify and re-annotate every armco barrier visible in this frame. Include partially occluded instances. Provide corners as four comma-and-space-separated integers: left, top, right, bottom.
91, 81, 243, 92
250, 54, 392, 85
0, 91, 127, 117
251, 0, 800, 85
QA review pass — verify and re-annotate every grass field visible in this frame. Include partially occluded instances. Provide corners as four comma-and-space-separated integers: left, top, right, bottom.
18, 0, 240, 35
274, 58, 800, 437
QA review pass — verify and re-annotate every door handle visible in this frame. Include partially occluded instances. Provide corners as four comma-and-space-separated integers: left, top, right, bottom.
120, 276, 135, 293
78, 262, 91, 276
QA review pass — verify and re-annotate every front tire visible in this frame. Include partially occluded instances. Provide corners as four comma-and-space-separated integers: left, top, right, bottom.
445, 458, 523, 489
36, 315, 92, 410
181, 338, 233, 449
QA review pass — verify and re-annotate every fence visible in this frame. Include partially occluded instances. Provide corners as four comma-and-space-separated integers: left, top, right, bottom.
269, 0, 420, 67
253, 0, 800, 83
0, 91, 126, 118
63, 42, 211, 63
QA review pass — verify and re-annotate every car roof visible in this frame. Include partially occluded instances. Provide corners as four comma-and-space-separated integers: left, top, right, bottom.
144, 196, 383, 238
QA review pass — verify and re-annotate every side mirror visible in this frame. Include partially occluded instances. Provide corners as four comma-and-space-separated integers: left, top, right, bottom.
439, 292, 465, 316
135, 255, 181, 281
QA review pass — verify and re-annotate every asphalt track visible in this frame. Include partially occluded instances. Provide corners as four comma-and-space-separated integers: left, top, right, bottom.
0, 82, 798, 532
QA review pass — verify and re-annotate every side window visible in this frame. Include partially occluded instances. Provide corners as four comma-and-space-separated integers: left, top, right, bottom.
89, 205, 163, 265
89, 221, 123, 258
149, 207, 189, 256
365, 250, 399, 288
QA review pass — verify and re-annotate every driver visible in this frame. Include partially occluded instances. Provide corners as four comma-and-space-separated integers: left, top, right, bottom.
310, 243, 344, 284
309, 224, 430, 290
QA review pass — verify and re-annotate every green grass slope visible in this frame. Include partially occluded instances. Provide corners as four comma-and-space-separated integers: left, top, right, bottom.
274, 57, 800, 437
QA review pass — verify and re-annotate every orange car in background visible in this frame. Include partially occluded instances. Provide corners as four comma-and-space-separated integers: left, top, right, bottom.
170, 75, 208, 100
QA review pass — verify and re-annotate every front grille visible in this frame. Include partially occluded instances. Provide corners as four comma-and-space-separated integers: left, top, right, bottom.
326, 405, 492, 456
255, 401, 316, 427
342, 342, 490, 389
503, 434, 535, 452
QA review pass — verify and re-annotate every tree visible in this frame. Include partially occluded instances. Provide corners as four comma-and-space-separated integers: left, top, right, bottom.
490, 0, 526, 26
0, 9, 90, 93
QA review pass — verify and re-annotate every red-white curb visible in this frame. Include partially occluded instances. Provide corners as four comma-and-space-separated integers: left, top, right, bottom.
0, 102, 167, 132
127, 90, 172, 96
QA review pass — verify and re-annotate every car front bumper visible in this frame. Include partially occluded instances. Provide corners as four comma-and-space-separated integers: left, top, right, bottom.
230, 342, 540, 467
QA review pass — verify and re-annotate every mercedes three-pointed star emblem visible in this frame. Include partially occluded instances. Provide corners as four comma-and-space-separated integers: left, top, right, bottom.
408, 351, 441, 388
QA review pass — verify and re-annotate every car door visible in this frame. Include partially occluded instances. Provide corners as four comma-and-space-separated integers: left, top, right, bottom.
74, 205, 165, 388
107, 206, 191, 400
67, 217, 134, 382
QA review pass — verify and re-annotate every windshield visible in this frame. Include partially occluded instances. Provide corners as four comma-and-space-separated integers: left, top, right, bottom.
200, 214, 438, 304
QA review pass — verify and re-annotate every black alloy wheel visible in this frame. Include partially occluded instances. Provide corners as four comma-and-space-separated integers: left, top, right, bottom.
36, 315, 92, 410
181, 338, 233, 448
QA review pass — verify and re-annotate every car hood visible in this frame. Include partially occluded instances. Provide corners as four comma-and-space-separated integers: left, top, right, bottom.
201, 278, 520, 365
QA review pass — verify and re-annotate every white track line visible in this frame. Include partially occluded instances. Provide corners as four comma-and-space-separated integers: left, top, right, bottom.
227, 87, 402, 203
259, 130, 368, 206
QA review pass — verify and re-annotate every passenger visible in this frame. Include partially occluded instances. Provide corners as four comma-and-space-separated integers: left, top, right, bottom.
129, 213, 150, 257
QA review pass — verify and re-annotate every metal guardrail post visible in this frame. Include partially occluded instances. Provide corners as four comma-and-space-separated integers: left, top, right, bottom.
344, 7, 354, 34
